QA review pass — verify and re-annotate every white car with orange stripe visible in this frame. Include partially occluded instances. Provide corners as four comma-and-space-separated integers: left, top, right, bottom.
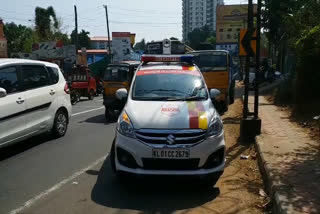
110, 55, 225, 187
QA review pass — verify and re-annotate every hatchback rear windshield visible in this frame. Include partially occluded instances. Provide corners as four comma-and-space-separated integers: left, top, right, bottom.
132, 71, 208, 101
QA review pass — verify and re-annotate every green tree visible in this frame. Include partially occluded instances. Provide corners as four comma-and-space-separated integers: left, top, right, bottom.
206, 36, 216, 46
4, 22, 37, 54
187, 25, 214, 50
35, 6, 59, 41
53, 31, 71, 45
133, 38, 146, 51
262, 0, 320, 108
70, 29, 90, 49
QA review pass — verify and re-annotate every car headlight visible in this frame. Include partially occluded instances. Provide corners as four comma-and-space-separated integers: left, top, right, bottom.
117, 111, 135, 138
207, 115, 223, 137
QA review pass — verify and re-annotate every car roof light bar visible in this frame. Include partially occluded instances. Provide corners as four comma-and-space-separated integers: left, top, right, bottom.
141, 55, 194, 64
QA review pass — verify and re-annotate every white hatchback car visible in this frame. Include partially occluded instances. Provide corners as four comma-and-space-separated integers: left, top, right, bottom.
0, 59, 72, 149
110, 55, 225, 187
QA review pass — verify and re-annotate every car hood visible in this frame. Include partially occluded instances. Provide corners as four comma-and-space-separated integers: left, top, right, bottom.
125, 99, 216, 130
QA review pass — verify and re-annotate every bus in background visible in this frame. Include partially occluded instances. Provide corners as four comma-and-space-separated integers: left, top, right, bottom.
190, 50, 235, 112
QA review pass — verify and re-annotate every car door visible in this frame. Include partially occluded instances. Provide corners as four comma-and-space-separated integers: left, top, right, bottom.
21, 64, 56, 133
0, 66, 27, 148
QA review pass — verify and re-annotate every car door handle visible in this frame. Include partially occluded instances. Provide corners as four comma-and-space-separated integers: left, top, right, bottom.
50, 90, 56, 95
16, 98, 24, 104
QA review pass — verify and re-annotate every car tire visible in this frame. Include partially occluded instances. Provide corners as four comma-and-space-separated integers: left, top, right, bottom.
71, 93, 78, 105
229, 83, 235, 105
52, 109, 68, 137
88, 89, 94, 100
221, 100, 229, 113
105, 107, 112, 122
110, 141, 128, 182
202, 175, 220, 189
110, 140, 116, 173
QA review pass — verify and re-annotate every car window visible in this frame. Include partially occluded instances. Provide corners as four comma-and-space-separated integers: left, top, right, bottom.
22, 65, 49, 90
46, 67, 60, 84
0, 66, 19, 94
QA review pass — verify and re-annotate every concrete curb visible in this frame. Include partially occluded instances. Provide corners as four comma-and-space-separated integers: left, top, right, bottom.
254, 137, 288, 214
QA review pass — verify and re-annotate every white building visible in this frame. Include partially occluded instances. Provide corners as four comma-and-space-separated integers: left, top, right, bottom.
182, 0, 224, 42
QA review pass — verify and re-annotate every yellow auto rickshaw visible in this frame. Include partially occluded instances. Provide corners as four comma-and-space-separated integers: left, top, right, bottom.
103, 61, 140, 121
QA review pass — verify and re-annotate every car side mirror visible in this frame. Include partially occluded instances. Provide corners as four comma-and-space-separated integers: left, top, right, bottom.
0, 88, 7, 98
210, 89, 221, 100
115, 88, 128, 101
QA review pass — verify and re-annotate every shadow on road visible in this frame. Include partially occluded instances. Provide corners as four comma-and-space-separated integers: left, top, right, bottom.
79, 114, 117, 125
0, 134, 55, 161
80, 114, 107, 124
91, 157, 220, 212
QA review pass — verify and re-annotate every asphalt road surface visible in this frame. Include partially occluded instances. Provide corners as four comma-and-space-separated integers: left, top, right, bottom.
0, 90, 268, 214
0, 96, 114, 214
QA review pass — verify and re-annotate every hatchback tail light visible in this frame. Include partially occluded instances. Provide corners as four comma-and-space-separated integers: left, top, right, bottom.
64, 83, 71, 94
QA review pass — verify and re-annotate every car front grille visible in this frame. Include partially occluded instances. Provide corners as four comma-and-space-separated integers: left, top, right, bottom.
135, 129, 207, 145
142, 158, 200, 170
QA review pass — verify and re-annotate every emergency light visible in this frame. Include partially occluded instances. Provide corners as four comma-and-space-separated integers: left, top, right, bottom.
141, 55, 194, 65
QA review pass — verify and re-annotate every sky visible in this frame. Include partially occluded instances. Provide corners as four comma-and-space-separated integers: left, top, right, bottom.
1, 0, 247, 42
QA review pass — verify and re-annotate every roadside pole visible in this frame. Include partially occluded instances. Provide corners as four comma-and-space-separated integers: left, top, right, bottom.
254, 0, 261, 118
74, 5, 79, 60
103, 3, 112, 63
240, 0, 262, 141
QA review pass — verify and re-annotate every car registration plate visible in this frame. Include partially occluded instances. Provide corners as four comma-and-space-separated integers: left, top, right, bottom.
152, 148, 190, 159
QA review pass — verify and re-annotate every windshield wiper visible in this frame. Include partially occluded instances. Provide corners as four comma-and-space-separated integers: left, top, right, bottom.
182, 96, 207, 101
133, 96, 183, 101
135, 89, 186, 95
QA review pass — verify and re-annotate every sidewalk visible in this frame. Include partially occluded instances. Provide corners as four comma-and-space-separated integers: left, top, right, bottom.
248, 95, 320, 214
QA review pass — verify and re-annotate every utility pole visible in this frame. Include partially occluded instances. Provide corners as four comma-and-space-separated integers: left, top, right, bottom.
74, 5, 79, 62
104, 3, 112, 62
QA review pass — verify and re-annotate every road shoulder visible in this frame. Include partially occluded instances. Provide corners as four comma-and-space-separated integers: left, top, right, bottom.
249, 95, 320, 214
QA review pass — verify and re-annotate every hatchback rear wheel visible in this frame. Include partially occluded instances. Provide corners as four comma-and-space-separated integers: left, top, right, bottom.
52, 110, 68, 137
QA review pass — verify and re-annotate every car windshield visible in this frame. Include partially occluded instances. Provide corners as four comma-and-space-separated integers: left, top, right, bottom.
193, 53, 228, 72
132, 72, 208, 101
104, 66, 129, 82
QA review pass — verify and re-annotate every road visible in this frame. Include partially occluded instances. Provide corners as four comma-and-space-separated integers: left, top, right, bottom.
0, 96, 113, 214
0, 90, 269, 214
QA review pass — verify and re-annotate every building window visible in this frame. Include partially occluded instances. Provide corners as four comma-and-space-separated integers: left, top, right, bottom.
228, 28, 232, 32
219, 29, 224, 32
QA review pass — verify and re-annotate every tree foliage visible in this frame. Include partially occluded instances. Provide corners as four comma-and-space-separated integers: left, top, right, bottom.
262, 0, 320, 106
70, 29, 91, 49
35, 6, 59, 41
133, 38, 146, 51
187, 25, 215, 50
4, 22, 37, 54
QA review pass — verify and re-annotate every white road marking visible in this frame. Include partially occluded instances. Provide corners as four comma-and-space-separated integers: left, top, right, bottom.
9, 155, 108, 214
71, 107, 104, 117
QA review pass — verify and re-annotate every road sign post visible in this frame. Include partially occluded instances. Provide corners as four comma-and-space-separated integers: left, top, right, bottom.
240, 0, 262, 142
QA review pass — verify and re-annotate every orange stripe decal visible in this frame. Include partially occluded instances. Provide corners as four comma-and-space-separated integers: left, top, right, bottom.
187, 101, 208, 129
